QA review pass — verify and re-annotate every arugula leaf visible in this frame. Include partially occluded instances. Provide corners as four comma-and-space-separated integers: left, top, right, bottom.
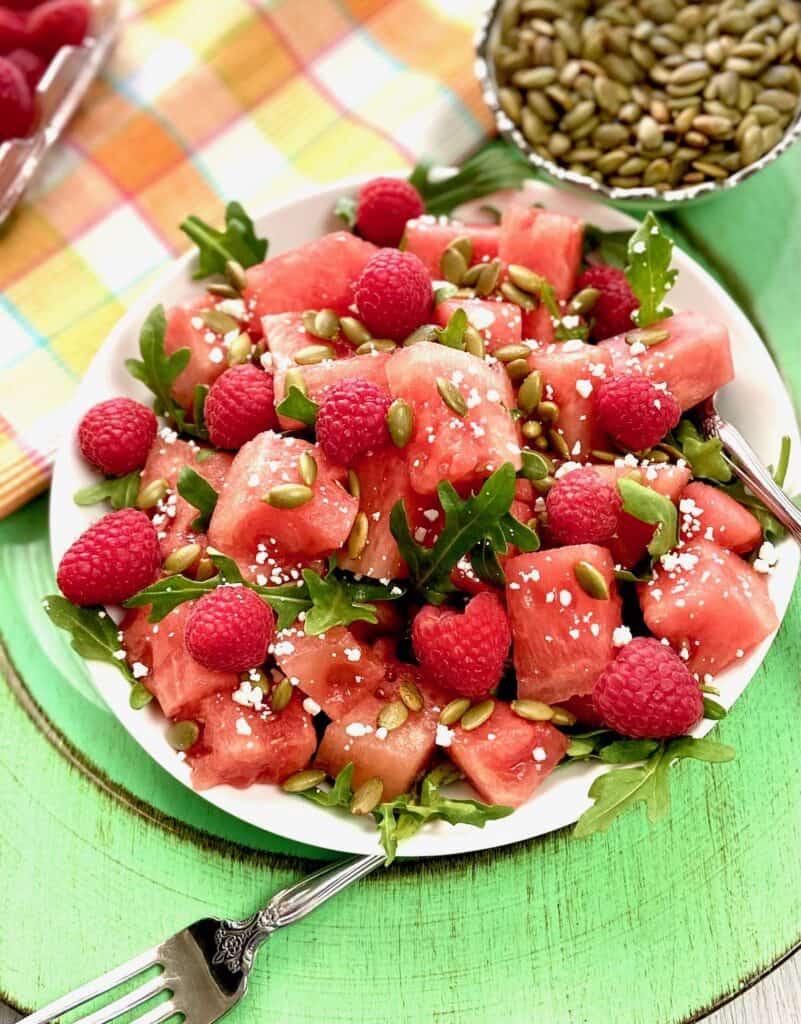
74, 471, 141, 510
180, 201, 268, 279
176, 466, 218, 532
302, 763, 355, 808
582, 225, 633, 269
517, 271, 588, 341
409, 146, 530, 217
301, 564, 403, 636
574, 735, 735, 838
617, 476, 678, 558
43, 596, 134, 685
470, 540, 506, 586
672, 419, 732, 482
599, 739, 660, 764
614, 564, 653, 583
334, 196, 357, 229
436, 308, 468, 350
773, 434, 791, 487
275, 386, 319, 426
390, 463, 518, 603
125, 305, 208, 440
192, 384, 209, 437
625, 212, 678, 328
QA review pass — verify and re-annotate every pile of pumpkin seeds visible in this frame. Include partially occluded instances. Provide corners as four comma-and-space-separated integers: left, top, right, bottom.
490, 0, 801, 190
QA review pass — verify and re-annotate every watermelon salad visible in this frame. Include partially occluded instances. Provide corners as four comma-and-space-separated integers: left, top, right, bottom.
46, 154, 792, 860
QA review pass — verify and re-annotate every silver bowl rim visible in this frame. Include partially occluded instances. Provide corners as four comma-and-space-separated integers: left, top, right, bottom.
475, 0, 801, 207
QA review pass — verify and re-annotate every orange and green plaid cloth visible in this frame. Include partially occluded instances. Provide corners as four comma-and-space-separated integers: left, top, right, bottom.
0, 0, 492, 519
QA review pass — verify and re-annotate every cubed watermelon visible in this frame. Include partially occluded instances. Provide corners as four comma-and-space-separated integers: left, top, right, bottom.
499, 199, 584, 300
447, 701, 569, 806
639, 538, 779, 675
208, 431, 357, 563
402, 217, 500, 278
599, 311, 734, 411
244, 232, 377, 321
273, 625, 386, 720
522, 304, 556, 345
164, 297, 228, 411
506, 545, 622, 704
527, 340, 614, 459
434, 299, 522, 354
189, 690, 317, 790
679, 481, 763, 553
386, 341, 522, 494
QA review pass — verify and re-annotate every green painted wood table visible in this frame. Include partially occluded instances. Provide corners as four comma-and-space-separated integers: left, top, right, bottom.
1, 148, 800, 1023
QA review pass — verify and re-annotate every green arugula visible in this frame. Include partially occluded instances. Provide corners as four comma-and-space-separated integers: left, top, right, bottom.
176, 466, 218, 532
518, 270, 588, 341
125, 305, 208, 440
301, 563, 404, 636
614, 564, 653, 583
73, 471, 141, 510
617, 476, 678, 558
573, 736, 735, 838
671, 419, 732, 482
408, 145, 531, 217
333, 196, 357, 229
625, 212, 678, 328
582, 225, 633, 269
42, 596, 135, 688
275, 386, 319, 426
180, 201, 268, 279
436, 307, 469, 349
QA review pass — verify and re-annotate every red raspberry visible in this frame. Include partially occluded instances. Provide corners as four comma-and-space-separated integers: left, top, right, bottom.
315, 377, 391, 466
0, 10, 27, 53
27, 0, 89, 59
593, 636, 703, 738
78, 397, 158, 477
6, 48, 45, 90
356, 176, 424, 248
412, 592, 511, 699
185, 586, 275, 672
0, 56, 34, 142
545, 467, 621, 547
205, 364, 278, 450
596, 373, 681, 451
56, 508, 161, 606
576, 264, 638, 341
354, 248, 433, 341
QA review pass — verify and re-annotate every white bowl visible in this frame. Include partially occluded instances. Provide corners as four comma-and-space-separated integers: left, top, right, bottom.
50, 176, 800, 857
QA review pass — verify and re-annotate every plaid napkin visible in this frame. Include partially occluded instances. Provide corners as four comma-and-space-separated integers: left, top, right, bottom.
0, 0, 491, 519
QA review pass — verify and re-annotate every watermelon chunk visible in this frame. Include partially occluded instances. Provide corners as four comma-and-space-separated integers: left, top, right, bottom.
522, 304, 556, 345
122, 603, 238, 719
189, 690, 316, 790
506, 545, 622, 704
434, 299, 522, 354
447, 701, 569, 806
499, 199, 584, 300
386, 341, 522, 494
639, 538, 779, 675
207, 431, 358, 562
244, 232, 377, 322
273, 625, 386, 720
679, 481, 763, 553
599, 311, 734, 411
527, 340, 614, 459
164, 297, 228, 411
403, 217, 500, 278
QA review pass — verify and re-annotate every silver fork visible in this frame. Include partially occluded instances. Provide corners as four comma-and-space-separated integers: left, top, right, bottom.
20, 853, 384, 1024
699, 395, 801, 546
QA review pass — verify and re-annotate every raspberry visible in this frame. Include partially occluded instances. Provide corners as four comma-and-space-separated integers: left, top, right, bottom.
185, 586, 275, 672
27, 0, 89, 59
315, 377, 391, 466
545, 467, 621, 547
356, 176, 424, 248
78, 397, 158, 477
354, 248, 433, 341
205, 364, 278, 450
56, 508, 161, 606
592, 636, 703, 738
412, 592, 511, 699
0, 10, 27, 53
6, 48, 45, 90
0, 56, 34, 142
577, 264, 638, 341
596, 373, 681, 451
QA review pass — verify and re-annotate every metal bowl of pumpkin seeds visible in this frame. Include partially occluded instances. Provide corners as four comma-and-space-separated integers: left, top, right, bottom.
476, 0, 801, 206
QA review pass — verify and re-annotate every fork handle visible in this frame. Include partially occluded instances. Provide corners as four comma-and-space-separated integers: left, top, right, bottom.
717, 420, 801, 546
267, 853, 386, 927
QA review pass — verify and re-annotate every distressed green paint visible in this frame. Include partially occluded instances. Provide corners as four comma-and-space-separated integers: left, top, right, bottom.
0, 145, 800, 1022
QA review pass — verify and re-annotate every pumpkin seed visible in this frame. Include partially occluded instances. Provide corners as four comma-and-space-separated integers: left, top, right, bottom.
637, 115, 664, 148
294, 343, 336, 365
404, 324, 440, 346
338, 316, 371, 347
282, 769, 327, 793
506, 357, 532, 384
625, 327, 670, 347
225, 259, 248, 292
548, 429, 571, 458
692, 159, 730, 178
378, 699, 408, 731
531, 471, 555, 491
347, 512, 369, 559
751, 103, 781, 124
202, 309, 239, 335
399, 680, 424, 712
511, 699, 555, 721
758, 87, 799, 110
387, 398, 414, 447
350, 777, 384, 816
574, 559, 610, 599
596, 148, 630, 174
510, 264, 548, 295
741, 123, 766, 163
461, 699, 495, 731
499, 86, 523, 122
356, 338, 397, 354
166, 720, 199, 751
312, 308, 340, 340
298, 452, 317, 486
495, 343, 533, 363
475, 258, 503, 296
673, 104, 700, 133
518, 370, 544, 413
227, 332, 252, 366
536, 400, 560, 423
569, 287, 600, 314
436, 377, 467, 416
464, 326, 486, 359
440, 247, 468, 285
551, 707, 577, 727
164, 543, 201, 574
522, 419, 543, 440
440, 698, 471, 725
263, 484, 314, 509
284, 368, 307, 396
566, 739, 596, 758
137, 477, 168, 510
271, 677, 293, 712
195, 557, 216, 582
513, 66, 558, 89
590, 449, 619, 463
449, 235, 474, 263
130, 683, 152, 709
207, 281, 239, 299
561, 98, 597, 132
643, 157, 671, 184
